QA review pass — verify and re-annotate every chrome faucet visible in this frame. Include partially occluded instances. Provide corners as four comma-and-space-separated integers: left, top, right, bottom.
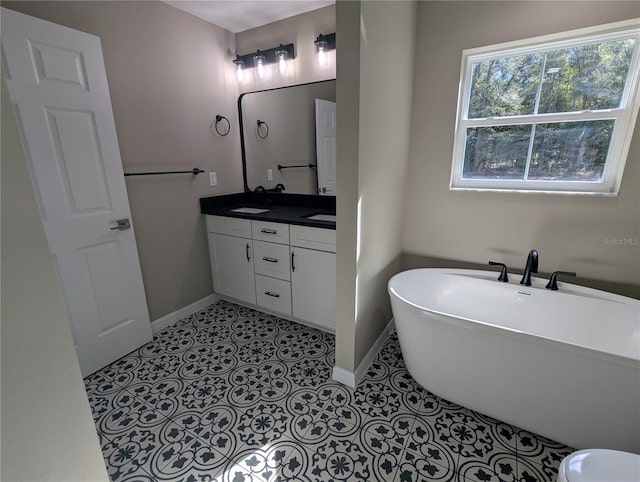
520, 249, 539, 286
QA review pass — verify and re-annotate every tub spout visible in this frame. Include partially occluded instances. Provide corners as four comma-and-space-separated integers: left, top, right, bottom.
520, 250, 538, 286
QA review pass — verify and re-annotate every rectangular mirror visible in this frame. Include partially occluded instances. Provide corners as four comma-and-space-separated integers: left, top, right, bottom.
239, 79, 336, 195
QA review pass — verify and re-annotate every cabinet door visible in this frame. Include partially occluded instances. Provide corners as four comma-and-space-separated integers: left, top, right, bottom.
291, 247, 336, 331
208, 234, 256, 304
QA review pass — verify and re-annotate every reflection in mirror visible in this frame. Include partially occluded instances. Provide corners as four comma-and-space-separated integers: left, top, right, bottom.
240, 80, 336, 195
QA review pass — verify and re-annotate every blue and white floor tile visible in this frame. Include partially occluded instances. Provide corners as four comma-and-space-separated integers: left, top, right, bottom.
84, 300, 572, 481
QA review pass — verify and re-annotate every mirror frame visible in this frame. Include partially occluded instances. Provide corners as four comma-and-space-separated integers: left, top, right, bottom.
238, 79, 336, 194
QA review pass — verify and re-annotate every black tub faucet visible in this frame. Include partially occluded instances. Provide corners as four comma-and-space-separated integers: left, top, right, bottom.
520, 249, 539, 286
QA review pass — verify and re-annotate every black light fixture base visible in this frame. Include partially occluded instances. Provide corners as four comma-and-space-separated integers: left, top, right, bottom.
234, 43, 295, 69
315, 33, 336, 50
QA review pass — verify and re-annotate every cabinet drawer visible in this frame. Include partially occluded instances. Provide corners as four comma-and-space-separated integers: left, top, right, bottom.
206, 215, 252, 238
253, 241, 291, 281
255, 275, 292, 315
290, 225, 336, 253
252, 220, 290, 245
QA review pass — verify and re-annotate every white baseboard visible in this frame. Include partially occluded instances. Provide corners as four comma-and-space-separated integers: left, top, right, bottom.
354, 317, 395, 383
332, 366, 356, 388
332, 317, 395, 388
151, 293, 220, 333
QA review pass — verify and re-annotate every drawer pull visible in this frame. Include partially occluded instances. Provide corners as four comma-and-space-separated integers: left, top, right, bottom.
262, 256, 278, 263
261, 229, 277, 235
246, 243, 251, 262
291, 251, 295, 272
264, 291, 280, 298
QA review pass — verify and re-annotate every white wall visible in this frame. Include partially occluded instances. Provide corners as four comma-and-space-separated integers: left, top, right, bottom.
404, 1, 640, 294
335, 0, 416, 373
1, 78, 109, 481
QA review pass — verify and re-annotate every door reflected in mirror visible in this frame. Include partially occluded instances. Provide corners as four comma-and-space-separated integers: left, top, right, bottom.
239, 80, 336, 195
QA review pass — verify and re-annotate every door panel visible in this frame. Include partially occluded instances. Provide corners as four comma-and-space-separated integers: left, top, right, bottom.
45, 108, 112, 213
315, 99, 336, 196
2, 8, 152, 376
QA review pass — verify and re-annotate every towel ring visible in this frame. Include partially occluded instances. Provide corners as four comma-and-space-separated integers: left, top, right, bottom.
215, 114, 230, 136
256, 120, 269, 139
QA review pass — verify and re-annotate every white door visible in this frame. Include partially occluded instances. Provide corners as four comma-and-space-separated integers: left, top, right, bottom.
291, 247, 336, 330
2, 8, 152, 376
315, 99, 336, 196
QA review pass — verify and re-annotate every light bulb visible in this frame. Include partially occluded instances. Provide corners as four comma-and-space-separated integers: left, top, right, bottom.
254, 54, 266, 79
317, 45, 327, 67
233, 57, 245, 82
315, 38, 328, 68
276, 49, 287, 76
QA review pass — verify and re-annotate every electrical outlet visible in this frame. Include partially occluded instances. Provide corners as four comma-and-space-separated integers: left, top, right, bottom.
209, 172, 217, 186
267, 169, 273, 181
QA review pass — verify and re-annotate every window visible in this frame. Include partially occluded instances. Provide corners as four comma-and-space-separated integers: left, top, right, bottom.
450, 19, 640, 195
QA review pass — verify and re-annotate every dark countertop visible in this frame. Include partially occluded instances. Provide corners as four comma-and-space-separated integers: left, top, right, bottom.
200, 192, 336, 229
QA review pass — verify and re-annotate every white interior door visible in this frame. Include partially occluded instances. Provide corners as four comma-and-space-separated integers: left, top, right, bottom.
315, 99, 336, 196
2, 8, 152, 376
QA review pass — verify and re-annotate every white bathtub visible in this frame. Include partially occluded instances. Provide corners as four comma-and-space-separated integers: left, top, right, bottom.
388, 268, 640, 453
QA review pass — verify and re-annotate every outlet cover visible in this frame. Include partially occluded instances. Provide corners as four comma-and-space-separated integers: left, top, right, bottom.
209, 172, 217, 186
267, 169, 273, 181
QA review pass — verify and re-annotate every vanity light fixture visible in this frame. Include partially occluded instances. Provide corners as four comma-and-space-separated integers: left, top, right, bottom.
314, 33, 336, 67
232, 43, 295, 81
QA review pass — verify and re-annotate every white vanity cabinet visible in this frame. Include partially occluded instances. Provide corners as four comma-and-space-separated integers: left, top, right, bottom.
205, 215, 336, 331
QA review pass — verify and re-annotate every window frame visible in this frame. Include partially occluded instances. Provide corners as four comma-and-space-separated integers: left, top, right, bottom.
449, 19, 640, 196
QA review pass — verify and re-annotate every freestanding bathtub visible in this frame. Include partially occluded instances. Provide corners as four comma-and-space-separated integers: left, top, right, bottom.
388, 268, 640, 453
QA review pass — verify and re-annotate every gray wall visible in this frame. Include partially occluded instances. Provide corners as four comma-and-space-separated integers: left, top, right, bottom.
404, 1, 640, 294
3, 0, 243, 320
336, 0, 416, 372
1, 77, 109, 482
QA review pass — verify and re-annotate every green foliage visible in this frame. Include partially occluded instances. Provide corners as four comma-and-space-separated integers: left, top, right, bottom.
539, 39, 635, 113
463, 38, 635, 181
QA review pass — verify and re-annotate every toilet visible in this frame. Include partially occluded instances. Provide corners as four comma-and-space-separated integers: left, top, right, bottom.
557, 449, 640, 482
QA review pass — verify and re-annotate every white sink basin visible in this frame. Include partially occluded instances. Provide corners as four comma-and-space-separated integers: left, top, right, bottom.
307, 214, 336, 222
230, 207, 271, 214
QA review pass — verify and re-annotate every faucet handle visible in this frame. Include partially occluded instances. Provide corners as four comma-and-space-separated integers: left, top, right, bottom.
545, 271, 576, 291
488, 261, 509, 282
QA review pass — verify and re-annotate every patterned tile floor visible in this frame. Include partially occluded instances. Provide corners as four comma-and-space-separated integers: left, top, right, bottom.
84, 300, 573, 481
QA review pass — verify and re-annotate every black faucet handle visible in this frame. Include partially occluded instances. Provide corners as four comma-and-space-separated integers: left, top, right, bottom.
488, 261, 509, 282
545, 271, 576, 291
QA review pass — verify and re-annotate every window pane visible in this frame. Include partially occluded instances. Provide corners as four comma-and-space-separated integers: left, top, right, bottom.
539, 39, 636, 113
463, 125, 532, 179
468, 54, 543, 118
528, 120, 614, 181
